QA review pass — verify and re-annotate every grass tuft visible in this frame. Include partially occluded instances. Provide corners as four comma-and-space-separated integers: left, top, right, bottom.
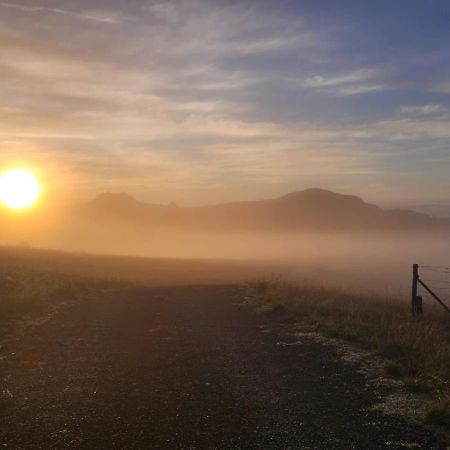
384, 361, 406, 378
403, 378, 429, 394
0, 266, 126, 323
426, 399, 450, 427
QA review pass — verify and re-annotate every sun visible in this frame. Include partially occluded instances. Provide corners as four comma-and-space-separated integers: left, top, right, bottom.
0, 168, 41, 211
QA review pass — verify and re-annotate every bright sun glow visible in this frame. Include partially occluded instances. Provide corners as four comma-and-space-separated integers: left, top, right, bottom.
0, 168, 41, 210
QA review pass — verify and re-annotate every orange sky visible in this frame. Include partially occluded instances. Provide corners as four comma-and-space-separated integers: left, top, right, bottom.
1, 0, 449, 207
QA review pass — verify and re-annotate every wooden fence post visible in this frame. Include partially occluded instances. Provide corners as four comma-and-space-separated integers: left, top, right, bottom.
412, 264, 422, 317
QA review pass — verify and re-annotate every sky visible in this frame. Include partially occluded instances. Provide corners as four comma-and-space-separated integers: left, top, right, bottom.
0, 0, 449, 206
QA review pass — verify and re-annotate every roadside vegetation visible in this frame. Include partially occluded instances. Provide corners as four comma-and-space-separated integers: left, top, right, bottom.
0, 245, 271, 287
0, 243, 272, 331
0, 248, 130, 339
0, 269, 122, 322
250, 276, 450, 427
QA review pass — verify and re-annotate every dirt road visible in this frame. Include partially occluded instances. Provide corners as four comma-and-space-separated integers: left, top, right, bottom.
0, 286, 445, 449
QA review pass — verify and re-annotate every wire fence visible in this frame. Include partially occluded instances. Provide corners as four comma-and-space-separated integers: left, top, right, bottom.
420, 267, 450, 292
413, 265, 450, 316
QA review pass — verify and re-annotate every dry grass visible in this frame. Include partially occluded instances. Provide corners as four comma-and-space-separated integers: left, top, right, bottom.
0, 248, 131, 327
0, 245, 274, 286
251, 276, 450, 401
0, 269, 123, 322
0, 244, 275, 328
426, 398, 450, 427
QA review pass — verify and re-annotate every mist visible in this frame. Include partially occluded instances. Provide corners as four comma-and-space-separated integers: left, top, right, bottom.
1, 185, 449, 301
1, 206, 448, 299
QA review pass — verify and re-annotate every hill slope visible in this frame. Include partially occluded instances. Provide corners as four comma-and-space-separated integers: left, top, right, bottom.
78, 188, 449, 233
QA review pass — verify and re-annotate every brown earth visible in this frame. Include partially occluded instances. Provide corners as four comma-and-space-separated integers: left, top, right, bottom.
0, 285, 447, 449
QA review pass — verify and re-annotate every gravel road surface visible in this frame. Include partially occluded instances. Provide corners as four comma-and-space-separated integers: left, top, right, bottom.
0, 286, 446, 449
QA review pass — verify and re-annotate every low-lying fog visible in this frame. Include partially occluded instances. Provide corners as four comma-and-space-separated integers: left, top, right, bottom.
2, 214, 449, 299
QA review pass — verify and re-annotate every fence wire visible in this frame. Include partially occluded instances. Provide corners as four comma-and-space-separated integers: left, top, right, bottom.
418, 265, 450, 305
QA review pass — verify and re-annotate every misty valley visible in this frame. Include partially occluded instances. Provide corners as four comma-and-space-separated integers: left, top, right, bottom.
1, 188, 449, 296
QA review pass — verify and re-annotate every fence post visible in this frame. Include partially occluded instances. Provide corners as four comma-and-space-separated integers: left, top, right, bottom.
411, 263, 422, 317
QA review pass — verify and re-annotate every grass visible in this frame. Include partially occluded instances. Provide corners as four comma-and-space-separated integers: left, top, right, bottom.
251, 276, 450, 420
426, 398, 450, 427
0, 244, 283, 330
0, 243, 277, 329
0, 252, 128, 327
384, 361, 406, 378
0, 245, 273, 287
404, 377, 430, 394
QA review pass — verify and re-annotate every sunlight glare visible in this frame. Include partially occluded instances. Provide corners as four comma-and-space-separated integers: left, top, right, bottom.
0, 168, 41, 210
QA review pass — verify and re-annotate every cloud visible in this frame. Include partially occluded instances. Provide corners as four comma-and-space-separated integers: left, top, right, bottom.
0, 0, 448, 204
302, 68, 389, 96
333, 84, 387, 96
304, 69, 376, 88
399, 104, 446, 115
0, 2, 121, 24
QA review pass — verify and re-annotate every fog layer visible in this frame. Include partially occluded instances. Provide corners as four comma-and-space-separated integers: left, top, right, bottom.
1, 189, 449, 298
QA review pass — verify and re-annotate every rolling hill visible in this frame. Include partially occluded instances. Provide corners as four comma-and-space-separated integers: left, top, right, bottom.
77, 188, 450, 233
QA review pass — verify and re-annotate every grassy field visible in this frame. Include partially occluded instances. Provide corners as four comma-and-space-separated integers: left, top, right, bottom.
0, 254, 127, 344
0, 268, 115, 322
250, 277, 450, 427
0, 246, 277, 286
0, 245, 277, 338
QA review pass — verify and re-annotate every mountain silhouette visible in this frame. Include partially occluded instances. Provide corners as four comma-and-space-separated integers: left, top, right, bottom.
78, 188, 449, 233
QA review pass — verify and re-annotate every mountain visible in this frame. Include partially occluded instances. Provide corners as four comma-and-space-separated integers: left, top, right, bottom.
77, 188, 450, 233
404, 204, 450, 219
